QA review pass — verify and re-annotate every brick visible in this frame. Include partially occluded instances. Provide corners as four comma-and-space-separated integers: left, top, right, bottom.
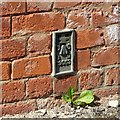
102, 3, 113, 13
108, 14, 120, 24
67, 10, 87, 29
0, 85, 1, 103
54, 76, 77, 95
2, 99, 37, 116
92, 47, 119, 67
91, 11, 120, 27
12, 12, 65, 35
103, 3, 120, 16
105, 24, 120, 46
12, 55, 51, 79
26, 77, 52, 98
0, 2, 25, 16
93, 87, 119, 98
91, 11, 106, 27
77, 50, 90, 69
0, 38, 26, 60
54, 2, 79, 9
2, 81, 25, 103
79, 70, 103, 90
0, 17, 10, 38
27, 2, 52, 12
77, 30, 104, 49
0, 105, 2, 117
0, 62, 11, 81
28, 33, 51, 55
105, 67, 120, 86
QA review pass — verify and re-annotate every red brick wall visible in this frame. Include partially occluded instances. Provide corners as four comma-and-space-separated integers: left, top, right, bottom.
0, 1, 120, 116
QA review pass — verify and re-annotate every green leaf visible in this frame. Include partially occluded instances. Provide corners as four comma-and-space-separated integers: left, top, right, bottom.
73, 101, 82, 106
67, 87, 74, 99
61, 95, 72, 102
74, 90, 94, 104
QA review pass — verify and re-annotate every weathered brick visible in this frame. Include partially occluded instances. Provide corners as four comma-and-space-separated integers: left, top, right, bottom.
92, 47, 119, 67
28, 33, 51, 55
2, 81, 25, 103
54, 2, 79, 9
77, 30, 104, 49
0, 38, 26, 60
79, 70, 103, 90
0, 2, 25, 16
108, 14, 120, 24
2, 99, 37, 116
67, 10, 87, 29
77, 50, 90, 69
0, 62, 11, 81
105, 24, 120, 46
0, 85, 1, 103
12, 12, 65, 35
105, 67, 120, 86
91, 11, 106, 27
27, 2, 52, 12
0, 17, 10, 38
93, 87, 119, 98
0, 105, 2, 117
102, 3, 113, 13
91, 11, 120, 27
54, 76, 77, 95
26, 77, 52, 98
12, 55, 51, 79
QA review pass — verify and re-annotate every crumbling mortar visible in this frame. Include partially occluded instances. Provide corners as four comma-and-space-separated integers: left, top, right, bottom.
11, 74, 52, 81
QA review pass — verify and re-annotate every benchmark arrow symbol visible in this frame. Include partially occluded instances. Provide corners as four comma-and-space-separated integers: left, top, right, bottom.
59, 45, 68, 56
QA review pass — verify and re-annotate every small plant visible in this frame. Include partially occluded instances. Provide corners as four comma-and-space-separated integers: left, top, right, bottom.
61, 87, 94, 106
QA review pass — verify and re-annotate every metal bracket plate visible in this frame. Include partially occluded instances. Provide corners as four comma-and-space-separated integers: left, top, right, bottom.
51, 29, 75, 76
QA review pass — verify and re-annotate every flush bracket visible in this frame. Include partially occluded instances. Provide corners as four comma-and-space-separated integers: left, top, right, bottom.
51, 29, 75, 77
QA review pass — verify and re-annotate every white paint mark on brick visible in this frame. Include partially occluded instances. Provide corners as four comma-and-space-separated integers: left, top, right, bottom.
105, 24, 120, 45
